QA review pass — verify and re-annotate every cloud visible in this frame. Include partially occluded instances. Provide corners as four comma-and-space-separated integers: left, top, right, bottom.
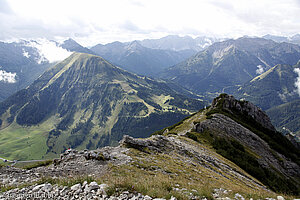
0, 0, 13, 14
25, 39, 72, 63
120, 20, 144, 32
294, 68, 300, 97
1, 0, 300, 46
256, 65, 264, 74
0, 69, 17, 83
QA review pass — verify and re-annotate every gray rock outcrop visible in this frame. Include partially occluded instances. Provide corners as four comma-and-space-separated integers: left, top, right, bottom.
212, 94, 275, 131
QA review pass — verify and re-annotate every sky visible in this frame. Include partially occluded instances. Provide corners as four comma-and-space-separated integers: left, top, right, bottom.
0, 0, 300, 46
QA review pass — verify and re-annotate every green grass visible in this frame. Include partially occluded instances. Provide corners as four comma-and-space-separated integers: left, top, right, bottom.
0, 116, 57, 161
152, 111, 200, 135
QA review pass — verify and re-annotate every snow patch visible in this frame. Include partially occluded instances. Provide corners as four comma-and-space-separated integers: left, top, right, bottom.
256, 65, 264, 75
0, 69, 17, 83
22, 49, 30, 58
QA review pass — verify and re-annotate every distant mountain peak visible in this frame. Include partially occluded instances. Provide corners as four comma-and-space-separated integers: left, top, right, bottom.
63, 38, 77, 43
139, 34, 223, 52
60, 38, 93, 54
126, 40, 143, 51
60, 38, 83, 48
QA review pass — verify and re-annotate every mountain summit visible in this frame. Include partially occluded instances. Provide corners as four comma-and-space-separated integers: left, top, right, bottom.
0, 53, 204, 160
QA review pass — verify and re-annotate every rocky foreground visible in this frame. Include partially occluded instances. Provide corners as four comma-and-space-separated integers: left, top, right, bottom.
0, 181, 288, 200
0, 134, 296, 200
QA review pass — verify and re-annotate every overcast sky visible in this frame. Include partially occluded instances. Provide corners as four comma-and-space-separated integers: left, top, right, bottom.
1, 0, 300, 46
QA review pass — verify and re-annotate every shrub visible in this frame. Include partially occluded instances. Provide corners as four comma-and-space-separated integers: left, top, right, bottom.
186, 132, 198, 141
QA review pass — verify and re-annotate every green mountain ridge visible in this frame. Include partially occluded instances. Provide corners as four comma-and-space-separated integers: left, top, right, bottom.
235, 63, 299, 110
234, 63, 300, 138
0, 53, 205, 161
266, 99, 300, 138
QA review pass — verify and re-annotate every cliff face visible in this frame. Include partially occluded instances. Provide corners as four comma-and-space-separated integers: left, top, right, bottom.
194, 114, 299, 177
211, 94, 275, 131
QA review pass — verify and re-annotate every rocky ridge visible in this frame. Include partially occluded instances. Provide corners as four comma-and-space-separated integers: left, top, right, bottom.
0, 134, 283, 199
194, 113, 299, 177
191, 94, 300, 194
211, 94, 275, 131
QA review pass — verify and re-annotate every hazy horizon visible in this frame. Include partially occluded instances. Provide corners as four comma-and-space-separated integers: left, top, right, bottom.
1, 0, 300, 46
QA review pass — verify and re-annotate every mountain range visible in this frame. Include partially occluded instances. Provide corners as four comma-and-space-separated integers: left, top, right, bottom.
90, 40, 195, 77
138, 35, 223, 52
1, 36, 299, 156
0, 53, 205, 160
263, 34, 300, 45
162, 37, 300, 97
0, 35, 223, 101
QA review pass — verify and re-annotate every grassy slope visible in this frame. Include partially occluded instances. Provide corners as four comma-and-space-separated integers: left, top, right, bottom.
0, 116, 57, 160
235, 64, 299, 110
0, 53, 204, 161
110, 143, 279, 200
266, 99, 300, 136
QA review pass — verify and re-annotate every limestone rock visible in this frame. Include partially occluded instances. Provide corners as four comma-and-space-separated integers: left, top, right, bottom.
212, 94, 275, 131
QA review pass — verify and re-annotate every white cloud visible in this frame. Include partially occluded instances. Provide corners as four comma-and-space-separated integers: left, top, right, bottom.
0, 0, 300, 46
0, 69, 17, 83
25, 39, 72, 63
256, 65, 264, 74
294, 68, 300, 97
